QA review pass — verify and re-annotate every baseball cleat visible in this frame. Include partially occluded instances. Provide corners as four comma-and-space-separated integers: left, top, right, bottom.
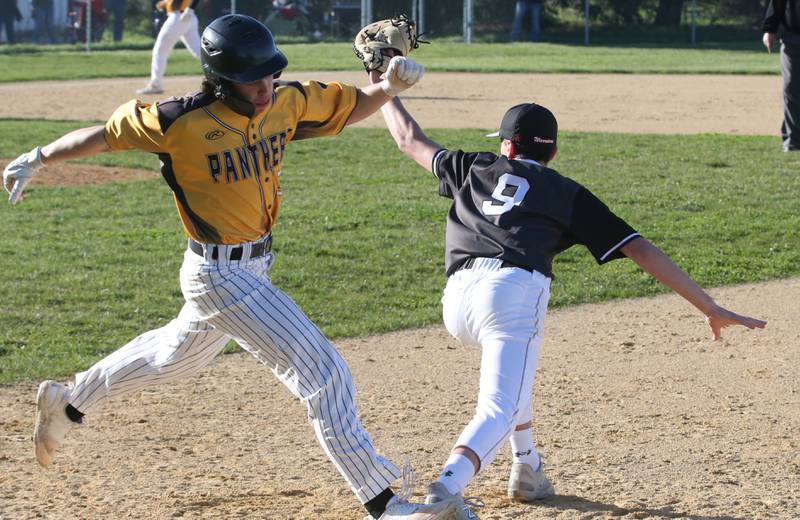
367, 496, 459, 520
33, 380, 77, 468
425, 482, 482, 519
136, 82, 164, 95
507, 461, 555, 502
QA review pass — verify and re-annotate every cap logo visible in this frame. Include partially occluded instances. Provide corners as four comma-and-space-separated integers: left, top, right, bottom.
533, 136, 554, 144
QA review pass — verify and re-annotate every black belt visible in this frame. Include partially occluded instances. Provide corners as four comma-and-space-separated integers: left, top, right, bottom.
188, 236, 271, 261
455, 257, 532, 273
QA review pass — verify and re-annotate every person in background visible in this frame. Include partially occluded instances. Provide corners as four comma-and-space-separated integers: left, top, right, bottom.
763, 0, 800, 151
32, 0, 55, 44
510, 0, 543, 42
136, 0, 201, 95
0, 0, 22, 44
106, 0, 127, 42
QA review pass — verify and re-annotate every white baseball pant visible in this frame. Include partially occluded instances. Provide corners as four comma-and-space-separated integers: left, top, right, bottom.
441, 257, 550, 469
150, 11, 201, 85
68, 237, 400, 503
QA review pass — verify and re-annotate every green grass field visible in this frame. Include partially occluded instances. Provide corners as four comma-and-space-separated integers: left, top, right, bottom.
1, 120, 798, 384
0, 41, 780, 82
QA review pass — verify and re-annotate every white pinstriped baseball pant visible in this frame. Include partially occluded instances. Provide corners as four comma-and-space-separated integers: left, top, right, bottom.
441, 258, 550, 470
69, 241, 400, 503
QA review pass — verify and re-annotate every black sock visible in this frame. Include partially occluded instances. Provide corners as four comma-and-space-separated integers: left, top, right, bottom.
364, 488, 394, 519
65, 404, 84, 424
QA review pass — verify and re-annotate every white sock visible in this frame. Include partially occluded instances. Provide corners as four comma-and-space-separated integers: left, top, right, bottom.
509, 427, 541, 469
437, 453, 475, 496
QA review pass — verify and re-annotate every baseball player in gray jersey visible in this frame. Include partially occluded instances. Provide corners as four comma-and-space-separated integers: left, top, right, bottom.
374, 86, 767, 518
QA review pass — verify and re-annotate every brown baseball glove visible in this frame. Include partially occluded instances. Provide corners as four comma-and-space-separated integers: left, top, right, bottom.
353, 14, 424, 73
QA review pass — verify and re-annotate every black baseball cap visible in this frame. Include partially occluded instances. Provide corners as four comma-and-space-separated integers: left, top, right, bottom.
486, 103, 558, 150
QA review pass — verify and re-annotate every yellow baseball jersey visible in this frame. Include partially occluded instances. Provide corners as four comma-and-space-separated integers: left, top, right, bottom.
165, 0, 191, 12
104, 80, 357, 244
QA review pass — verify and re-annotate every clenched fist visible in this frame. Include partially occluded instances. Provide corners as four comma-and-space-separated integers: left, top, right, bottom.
380, 56, 425, 97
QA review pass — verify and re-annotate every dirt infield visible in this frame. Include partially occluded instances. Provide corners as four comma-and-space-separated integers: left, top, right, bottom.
1, 73, 798, 520
0, 72, 784, 135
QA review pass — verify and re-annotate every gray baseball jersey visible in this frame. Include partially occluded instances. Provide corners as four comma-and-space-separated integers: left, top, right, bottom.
432, 149, 640, 277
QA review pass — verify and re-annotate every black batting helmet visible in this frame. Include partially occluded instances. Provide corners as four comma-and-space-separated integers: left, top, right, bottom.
201, 15, 288, 84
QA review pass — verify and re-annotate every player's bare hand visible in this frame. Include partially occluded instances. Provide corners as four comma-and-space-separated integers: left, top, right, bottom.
3, 146, 44, 205
763, 33, 775, 53
380, 56, 424, 97
705, 304, 767, 341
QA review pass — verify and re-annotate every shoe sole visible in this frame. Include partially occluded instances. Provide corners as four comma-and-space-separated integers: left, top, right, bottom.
507, 486, 555, 502
434, 501, 461, 520
33, 380, 56, 468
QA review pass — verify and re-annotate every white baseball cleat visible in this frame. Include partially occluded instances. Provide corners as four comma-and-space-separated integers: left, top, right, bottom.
33, 380, 78, 468
136, 82, 164, 95
507, 461, 555, 502
425, 482, 483, 520
365, 496, 459, 520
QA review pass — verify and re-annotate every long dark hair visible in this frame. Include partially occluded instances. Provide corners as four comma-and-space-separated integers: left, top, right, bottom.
201, 79, 217, 97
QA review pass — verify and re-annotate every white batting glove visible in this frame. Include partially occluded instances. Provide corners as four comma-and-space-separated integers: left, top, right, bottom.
380, 56, 425, 97
179, 7, 193, 22
3, 146, 45, 205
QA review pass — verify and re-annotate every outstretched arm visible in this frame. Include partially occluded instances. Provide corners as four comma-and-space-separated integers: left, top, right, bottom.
41, 125, 111, 163
3, 125, 110, 204
620, 237, 767, 340
370, 71, 442, 173
346, 83, 393, 125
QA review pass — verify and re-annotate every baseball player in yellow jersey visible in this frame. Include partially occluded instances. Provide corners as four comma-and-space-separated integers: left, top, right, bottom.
136, 0, 201, 95
3, 15, 458, 520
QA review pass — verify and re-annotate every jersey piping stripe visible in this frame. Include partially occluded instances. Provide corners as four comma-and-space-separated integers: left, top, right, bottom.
294, 120, 335, 140
258, 110, 270, 139
599, 232, 641, 262
431, 148, 447, 178
514, 158, 543, 167
202, 106, 248, 143
157, 92, 215, 134
276, 81, 308, 101
158, 153, 222, 243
